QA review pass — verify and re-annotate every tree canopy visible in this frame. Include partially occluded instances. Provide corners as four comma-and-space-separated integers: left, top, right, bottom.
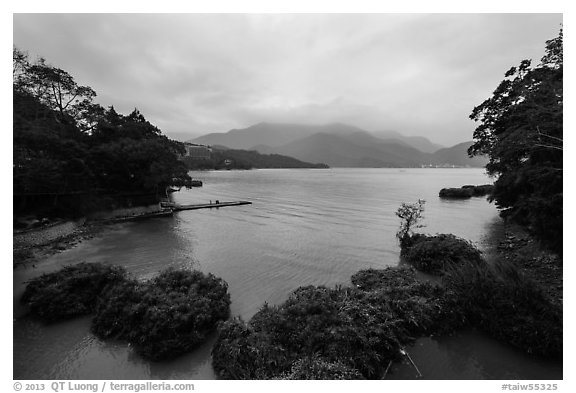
13, 47, 192, 218
468, 30, 563, 252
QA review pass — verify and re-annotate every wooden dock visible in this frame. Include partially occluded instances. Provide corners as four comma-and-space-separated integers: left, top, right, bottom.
103, 209, 174, 223
172, 201, 252, 211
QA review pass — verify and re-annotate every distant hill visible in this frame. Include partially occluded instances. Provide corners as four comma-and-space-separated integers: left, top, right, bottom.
192, 122, 334, 150
274, 131, 429, 167
190, 122, 486, 168
373, 130, 444, 153
182, 147, 328, 170
429, 141, 488, 167
193, 122, 394, 150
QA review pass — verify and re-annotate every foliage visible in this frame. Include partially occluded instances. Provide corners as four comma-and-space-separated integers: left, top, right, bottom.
21, 263, 128, 322
212, 267, 462, 380
87, 108, 192, 194
468, 30, 563, 252
92, 268, 231, 360
465, 184, 494, 196
395, 199, 425, 248
402, 234, 484, 275
13, 48, 192, 219
13, 47, 97, 130
438, 187, 474, 198
439, 185, 494, 199
13, 89, 92, 198
443, 261, 562, 357
183, 148, 329, 170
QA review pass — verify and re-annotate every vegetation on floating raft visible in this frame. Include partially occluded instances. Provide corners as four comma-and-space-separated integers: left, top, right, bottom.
401, 233, 484, 275
21, 262, 128, 322
92, 268, 231, 360
212, 267, 465, 380
439, 184, 494, 198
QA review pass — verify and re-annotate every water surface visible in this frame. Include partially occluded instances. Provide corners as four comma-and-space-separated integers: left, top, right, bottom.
13, 168, 562, 379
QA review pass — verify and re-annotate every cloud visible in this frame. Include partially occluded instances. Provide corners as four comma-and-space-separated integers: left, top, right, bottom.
13, 13, 562, 145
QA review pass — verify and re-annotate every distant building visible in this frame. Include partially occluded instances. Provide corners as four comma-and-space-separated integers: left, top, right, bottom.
183, 143, 212, 159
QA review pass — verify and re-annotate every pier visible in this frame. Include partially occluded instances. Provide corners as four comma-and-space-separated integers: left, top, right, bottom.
171, 201, 252, 211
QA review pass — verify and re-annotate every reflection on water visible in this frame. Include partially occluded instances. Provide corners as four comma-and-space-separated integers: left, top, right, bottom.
13, 315, 217, 380
13, 168, 561, 379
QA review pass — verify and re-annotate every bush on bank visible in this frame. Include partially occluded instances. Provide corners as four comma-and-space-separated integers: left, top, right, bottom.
401, 234, 484, 275
444, 261, 562, 357
399, 228, 561, 357
92, 268, 231, 360
212, 267, 464, 379
21, 262, 127, 321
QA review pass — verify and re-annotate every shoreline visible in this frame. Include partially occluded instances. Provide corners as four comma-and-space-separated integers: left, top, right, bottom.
13, 221, 107, 269
492, 222, 563, 308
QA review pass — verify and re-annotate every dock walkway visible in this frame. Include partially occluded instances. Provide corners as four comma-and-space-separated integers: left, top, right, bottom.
170, 201, 252, 211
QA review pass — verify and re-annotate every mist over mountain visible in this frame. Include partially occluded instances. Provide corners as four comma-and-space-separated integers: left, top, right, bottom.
192, 123, 376, 149
190, 123, 487, 168
373, 130, 444, 153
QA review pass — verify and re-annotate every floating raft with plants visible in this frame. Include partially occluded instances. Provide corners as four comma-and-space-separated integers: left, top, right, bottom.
172, 201, 252, 211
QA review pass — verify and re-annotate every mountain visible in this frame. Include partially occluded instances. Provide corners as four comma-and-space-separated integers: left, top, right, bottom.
373, 130, 444, 153
191, 122, 486, 168
429, 142, 488, 167
182, 147, 328, 170
274, 131, 429, 167
192, 122, 378, 150
193, 123, 328, 150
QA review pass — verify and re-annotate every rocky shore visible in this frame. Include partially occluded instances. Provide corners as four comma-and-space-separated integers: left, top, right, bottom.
13, 220, 105, 268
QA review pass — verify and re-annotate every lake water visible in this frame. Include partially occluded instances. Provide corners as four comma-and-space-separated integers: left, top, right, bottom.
13, 168, 562, 379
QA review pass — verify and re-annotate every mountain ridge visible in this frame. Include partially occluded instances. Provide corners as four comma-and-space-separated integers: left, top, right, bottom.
190, 123, 486, 168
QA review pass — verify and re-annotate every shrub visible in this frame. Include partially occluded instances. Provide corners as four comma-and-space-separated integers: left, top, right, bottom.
21, 262, 127, 322
439, 185, 494, 198
444, 261, 562, 357
470, 184, 494, 196
212, 267, 463, 380
395, 199, 425, 248
402, 234, 484, 275
439, 187, 474, 198
92, 268, 231, 360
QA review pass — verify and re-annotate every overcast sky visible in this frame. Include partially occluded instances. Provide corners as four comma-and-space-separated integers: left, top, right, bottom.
13, 13, 562, 145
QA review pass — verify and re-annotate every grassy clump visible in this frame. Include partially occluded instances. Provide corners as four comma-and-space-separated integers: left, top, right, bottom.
212, 267, 463, 380
280, 356, 365, 380
444, 261, 562, 357
92, 268, 231, 360
21, 262, 128, 322
402, 234, 484, 275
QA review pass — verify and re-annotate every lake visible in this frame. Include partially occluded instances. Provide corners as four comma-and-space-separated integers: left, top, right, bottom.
13, 168, 562, 379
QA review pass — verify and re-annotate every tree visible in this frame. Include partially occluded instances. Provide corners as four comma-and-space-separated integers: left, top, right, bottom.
468, 30, 562, 252
14, 48, 192, 218
88, 107, 192, 196
395, 199, 425, 248
13, 47, 99, 129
